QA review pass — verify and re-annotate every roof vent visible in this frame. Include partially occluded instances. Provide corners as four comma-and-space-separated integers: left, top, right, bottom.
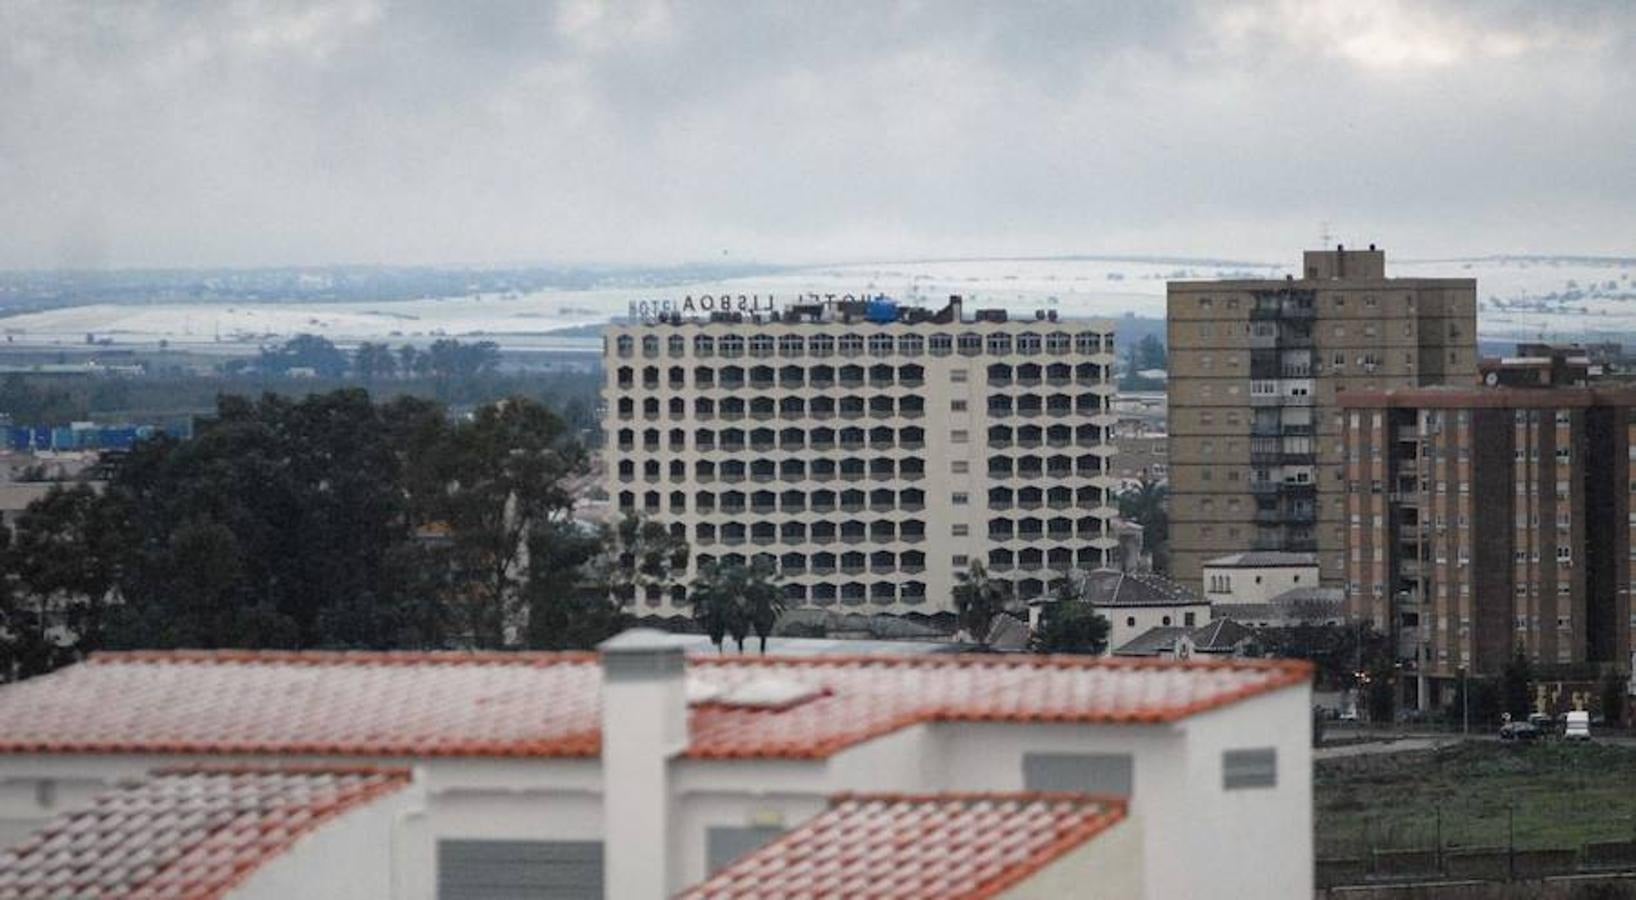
688, 676, 826, 710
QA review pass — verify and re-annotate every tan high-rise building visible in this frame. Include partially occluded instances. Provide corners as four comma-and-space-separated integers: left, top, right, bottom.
603, 296, 1120, 619
1166, 246, 1477, 594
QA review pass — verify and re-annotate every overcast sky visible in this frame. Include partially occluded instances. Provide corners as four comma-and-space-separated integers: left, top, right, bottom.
1, 0, 1631, 270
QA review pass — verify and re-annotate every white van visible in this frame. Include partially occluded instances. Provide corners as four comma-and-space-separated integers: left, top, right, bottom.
1564, 710, 1592, 742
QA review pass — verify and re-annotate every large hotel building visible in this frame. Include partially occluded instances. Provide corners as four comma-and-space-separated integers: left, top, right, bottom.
602, 296, 1120, 618
1343, 348, 1636, 708
1166, 247, 1478, 594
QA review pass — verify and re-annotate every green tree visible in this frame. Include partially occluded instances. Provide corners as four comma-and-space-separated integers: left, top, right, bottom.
427, 339, 501, 381
1601, 669, 1627, 728
0, 373, 84, 424
741, 561, 784, 654
428, 397, 583, 648
9, 484, 124, 656
354, 342, 399, 383
953, 560, 1011, 645
1135, 333, 1167, 370
258, 334, 349, 378
398, 344, 427, 379
1117, 476, 1169, 570
1031, 576, 1110, 655
689, 562, 749, 653
520, 519, 627, 650
597, 514, 690, 610
0, 528, 74, 682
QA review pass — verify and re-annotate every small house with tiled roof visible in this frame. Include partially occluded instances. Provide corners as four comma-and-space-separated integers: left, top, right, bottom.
1030, 568, 1212, 653
1114, 618, 1259, 661
0, 629, 1314, 899
1202, 551, 1320, 605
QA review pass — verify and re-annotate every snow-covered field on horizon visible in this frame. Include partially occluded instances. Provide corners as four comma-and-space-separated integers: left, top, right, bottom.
1, 255, 1631, 352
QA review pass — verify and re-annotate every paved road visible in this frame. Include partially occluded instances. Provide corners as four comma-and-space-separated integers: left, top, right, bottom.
1314, 737, 1459, 759
1316, 731, 1636, 759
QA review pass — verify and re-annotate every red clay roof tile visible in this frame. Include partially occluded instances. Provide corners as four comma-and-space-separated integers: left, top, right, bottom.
0, 765, 409, 900
681, 793, 1128, 899
0, 650, 1309, 760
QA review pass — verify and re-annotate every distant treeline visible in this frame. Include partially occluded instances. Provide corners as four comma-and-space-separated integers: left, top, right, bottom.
0, 335, 603, 432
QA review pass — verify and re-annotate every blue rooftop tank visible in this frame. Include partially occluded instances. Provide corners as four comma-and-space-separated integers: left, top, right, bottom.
864, 296, 898, 324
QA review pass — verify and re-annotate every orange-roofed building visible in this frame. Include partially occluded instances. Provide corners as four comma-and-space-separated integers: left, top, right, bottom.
0, 766, 416, 900
0, 630, 1314, 899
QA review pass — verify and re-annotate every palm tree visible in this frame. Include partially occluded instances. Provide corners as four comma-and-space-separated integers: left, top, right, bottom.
688, 563, 745, 653
740, 561, 784, 655
1117, 476, 1168, 545
952, 560, 1010, 646
687, 561, 780, 653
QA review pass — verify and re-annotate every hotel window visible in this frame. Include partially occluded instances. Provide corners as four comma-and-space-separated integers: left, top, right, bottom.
957, 333, 983, 355
839, 334, 864, 356
929, 334, 953, 356
952, 492, 969, 505
868, 334, 894, 356
952, 524, 969, 536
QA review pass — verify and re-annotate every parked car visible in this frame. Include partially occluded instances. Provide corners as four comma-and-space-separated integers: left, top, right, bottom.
1499, 721, 1540, 742
1528, 713, 1560, 738
1564, 710, 1592, 742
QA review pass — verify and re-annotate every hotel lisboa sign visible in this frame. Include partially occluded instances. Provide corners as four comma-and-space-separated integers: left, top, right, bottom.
627, 292, 879, 322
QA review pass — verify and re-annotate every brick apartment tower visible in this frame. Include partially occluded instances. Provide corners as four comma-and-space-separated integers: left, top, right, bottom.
1342, 349, 1636, 710
1166, 247, 1477, 595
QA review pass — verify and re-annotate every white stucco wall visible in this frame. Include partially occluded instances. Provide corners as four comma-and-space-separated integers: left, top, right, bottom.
231, 781, 420, 900
1173, 683, 1313, 900
1101, 601, 1211, 651
1201, 563, 1317, 604
1001, 816, 1142, 900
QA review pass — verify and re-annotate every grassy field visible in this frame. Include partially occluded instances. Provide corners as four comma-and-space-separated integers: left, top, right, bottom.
1316, 741, 1636, 857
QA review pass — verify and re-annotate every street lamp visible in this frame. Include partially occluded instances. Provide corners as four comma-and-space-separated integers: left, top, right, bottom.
1458, 665, 1469, 736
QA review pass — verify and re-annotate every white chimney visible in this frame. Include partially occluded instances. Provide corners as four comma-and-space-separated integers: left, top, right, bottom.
599, 628, 688, 898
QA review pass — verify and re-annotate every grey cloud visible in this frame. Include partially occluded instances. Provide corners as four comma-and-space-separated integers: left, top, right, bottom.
0, 0, 1630, 269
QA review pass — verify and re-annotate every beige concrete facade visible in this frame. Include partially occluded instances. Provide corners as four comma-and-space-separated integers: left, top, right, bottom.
602, 300, 1119, 617
1166, 248, 1478, 594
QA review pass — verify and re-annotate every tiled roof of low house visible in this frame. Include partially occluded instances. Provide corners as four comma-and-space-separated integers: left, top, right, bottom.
0, 766, 408, 899
0, 649, 1311, 761
1216, 588, 1344, 626
1110, 626, 1190, 657
1188, 618, 1253, 652
1078, 569, 1204, 608
681, 793, 1127, 899
1203, 551, 1317, 568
